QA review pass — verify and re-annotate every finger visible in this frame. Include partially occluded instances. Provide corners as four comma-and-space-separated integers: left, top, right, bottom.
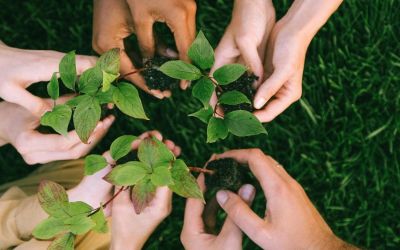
87, 115, 116, 144
75, 54, 98, 75
156, 45, 178, 59
219, 184, 256, 240
163, 139, 176, 151
133, 17, 156, 59
151, 186, 173, 213
183, 174, 206, 233
253, 94, 297, 123
102, 151, 115, 165
236, 41, 264, 83
253, 69, 290, 109
211, 34, 238, 73
131, 130, 163, 149
216, 190, 270, 247
172, 146, 181, 157
215, 149, 284, 196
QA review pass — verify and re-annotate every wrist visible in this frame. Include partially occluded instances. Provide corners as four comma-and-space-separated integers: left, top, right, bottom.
110, 235, 145, 250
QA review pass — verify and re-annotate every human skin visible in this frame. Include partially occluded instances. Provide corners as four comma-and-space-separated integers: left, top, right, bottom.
92, 0, 196, 99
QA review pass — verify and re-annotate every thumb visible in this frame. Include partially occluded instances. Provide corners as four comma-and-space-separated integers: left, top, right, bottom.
237, 41, 264, 83
216, 189, 270, 247
253, 69, 289, 109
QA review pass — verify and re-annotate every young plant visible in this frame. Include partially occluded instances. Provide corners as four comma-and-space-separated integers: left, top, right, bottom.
32, 181, 108, 250
40, 49, 148, 143
85, 135, 204, 213
158, 31, 267, 143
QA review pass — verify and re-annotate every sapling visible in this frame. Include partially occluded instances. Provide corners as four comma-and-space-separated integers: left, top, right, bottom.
142, 55, 179, 91
33, 136, 203, 250
157, 31, 267, 143
40, 49, 148, 143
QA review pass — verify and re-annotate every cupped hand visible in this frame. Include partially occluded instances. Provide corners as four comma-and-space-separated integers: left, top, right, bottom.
0, 96, 114, 165
0, 41, 96, 117
110, 130, 180, 250
181, 173, 255, 250
92, 0, 196, 99
214, 149, 349, 249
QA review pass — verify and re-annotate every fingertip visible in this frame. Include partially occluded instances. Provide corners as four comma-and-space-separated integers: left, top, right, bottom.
180, 80, 189, 90
216, 190, 229, 206
238, 184, 256, 204
173, 146, 181, 157
254, 97, 266, 110
162, 90, 172, 98
150, 89, 165, 99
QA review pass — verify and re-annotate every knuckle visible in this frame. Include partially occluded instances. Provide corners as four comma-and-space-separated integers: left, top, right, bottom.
184, 1, 197, 13
23, 155, 37, 165
69, 149, 84, 160
92, 36, 112, 53
249, 148, 263, 157
14, 134, 32, 155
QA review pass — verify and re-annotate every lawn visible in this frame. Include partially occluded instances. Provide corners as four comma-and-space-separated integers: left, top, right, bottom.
0, 0, 399, 249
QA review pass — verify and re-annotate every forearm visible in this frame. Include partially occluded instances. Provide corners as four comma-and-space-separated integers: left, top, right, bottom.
280, 0, 343, 43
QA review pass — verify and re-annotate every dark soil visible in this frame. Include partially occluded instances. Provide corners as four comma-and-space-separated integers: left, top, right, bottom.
205, 158, 244, 191
142, 56, 179, 91
217, 73, 258, 113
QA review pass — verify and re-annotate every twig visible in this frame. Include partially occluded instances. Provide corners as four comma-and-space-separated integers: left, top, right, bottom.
189, 166, 215, 175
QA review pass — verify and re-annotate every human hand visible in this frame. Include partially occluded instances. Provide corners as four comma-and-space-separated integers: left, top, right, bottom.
253, 0, 343, 122
0, 41, 96, 117
92, 0, 196, 99
110, 131, 181, 250
181, 173, 256, 250
214, 149, 352, 249
0, 97, 115, 165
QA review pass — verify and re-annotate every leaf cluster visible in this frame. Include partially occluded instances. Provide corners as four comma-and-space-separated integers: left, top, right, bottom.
33, 181, 108, 250
85, 135, 204, 213
159, 31, 267, 143
41, 49, 148, 143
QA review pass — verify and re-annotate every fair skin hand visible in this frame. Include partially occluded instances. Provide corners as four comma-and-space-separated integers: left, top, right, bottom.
93, 0, 196, 99
214, 149, 357, 249
210, 0, 275, 111
110, 131, 181, 250
181, 173, 256, 250
0, 41, 97, 117
253, 0, 343, 122
0, 97, 115, 165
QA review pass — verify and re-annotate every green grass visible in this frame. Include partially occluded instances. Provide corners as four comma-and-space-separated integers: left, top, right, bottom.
0, 0, 399, 249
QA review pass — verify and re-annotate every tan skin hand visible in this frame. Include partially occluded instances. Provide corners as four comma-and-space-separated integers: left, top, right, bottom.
0, 97, 115, 165
214, 149, 355, 250
181, 174, 256, 250
0, 42, 97, 117
110, 131, 181, 250
93, 0, 196, 99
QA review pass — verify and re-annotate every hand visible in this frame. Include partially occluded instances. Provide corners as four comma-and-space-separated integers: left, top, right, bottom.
181, 174, 256, 250
214, 149, 354, 249
253, 0, 343, 122
0, 97, 115, 165
92, 0, 196, 99
110, 131, 181, 250
0, 42, 97, 117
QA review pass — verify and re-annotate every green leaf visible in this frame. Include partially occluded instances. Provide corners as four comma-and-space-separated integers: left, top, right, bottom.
78, 66, 103, 94
213, 64, 247, 85
37, 181, 69, 218
47, 72, 59, 100
91, 206, 108, 234
95, 85, 115, 104
67, 201, 92, 216
113, 82, 148, 120
131, 178, 156, 214
64, 215, 95, 235
188, 106, 213, 124
104, 161, 149, 186
59, 51, 77, 90
48, 233, 74, 250
207, 117, 228, 143
97, 48, 120, 75
33, 217, 67, 240
138, 137, 175, 167
159, 60, 202, 80
102, 70, 119, 92
188, 31, 214, 70
169, 159, 204, 201
73, 96, 101, 143
40, 104, 72, 136
84, 154, 108, 175
151, 164, 173, 186
225, 110, 267, 136
110, 135, 137, 161
66, 95, 91, 108
218, 90, 251, 105
192, 77, 215, 108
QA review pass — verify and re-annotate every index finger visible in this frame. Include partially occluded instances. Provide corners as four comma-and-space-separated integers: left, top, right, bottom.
182, 174, 206, 234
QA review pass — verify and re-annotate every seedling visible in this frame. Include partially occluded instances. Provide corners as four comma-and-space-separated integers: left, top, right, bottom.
158, 31, 267, 143
142, 55, 179, 91
33, 136, 203, 249
40, 49, 148, 143
205, 158, 245, 191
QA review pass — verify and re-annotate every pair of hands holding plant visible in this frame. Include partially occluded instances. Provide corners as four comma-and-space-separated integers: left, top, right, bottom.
92, 0, 342, 122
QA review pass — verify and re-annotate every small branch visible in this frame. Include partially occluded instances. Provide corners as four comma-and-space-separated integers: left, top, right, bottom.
87, 186, 125, 216
120, 68, 144, 79
208, 76, 223, 93
189, 166, 215, 175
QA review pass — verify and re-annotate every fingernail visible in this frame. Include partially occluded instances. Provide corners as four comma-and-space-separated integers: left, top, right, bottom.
166, 48, 178, 58
254, 97, 266, 109
150, 90, 164, 99
239, 184, 255, 201
216, 190, 229, 205
105, 115, 115, 126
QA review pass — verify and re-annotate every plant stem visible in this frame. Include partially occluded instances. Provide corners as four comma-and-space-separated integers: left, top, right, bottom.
120, 68, 144, 79
189, 166, 215, 175
88, 186, 125, 216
